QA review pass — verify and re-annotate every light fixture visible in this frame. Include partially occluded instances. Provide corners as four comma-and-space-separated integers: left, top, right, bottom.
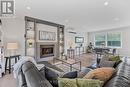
26, 6, 31, 10
7, 43, 18, 50
104, 1, 109, 6
27, 39, 34, 47
7, 42, 19, 56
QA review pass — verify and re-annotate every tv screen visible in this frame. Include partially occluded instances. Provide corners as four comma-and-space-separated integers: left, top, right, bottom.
75, 37, 84, 43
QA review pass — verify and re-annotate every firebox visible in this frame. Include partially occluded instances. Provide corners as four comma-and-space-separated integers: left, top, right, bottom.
40, 45, 54, 58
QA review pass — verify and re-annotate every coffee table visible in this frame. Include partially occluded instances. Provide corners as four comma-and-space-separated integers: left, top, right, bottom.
54, 58, 81, 71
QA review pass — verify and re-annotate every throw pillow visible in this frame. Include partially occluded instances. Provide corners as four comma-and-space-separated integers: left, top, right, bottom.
77, 78, 104, 87
99, 60, 116, 67
58, 78, 104, 87
83, 67, 116, 82
109, 56, 122, 68
62, 71, 78, 78
45, 66, 78, 87
113, 60, 122, 68
58, 78, 77, 87
109, 56, 121, 61
78, 68, 92, 78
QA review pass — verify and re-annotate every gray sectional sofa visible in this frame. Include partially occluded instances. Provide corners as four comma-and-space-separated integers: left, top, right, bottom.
17, 57, 130, 87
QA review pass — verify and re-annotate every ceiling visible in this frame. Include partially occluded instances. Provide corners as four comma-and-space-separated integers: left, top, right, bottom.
15, 0, 130, 32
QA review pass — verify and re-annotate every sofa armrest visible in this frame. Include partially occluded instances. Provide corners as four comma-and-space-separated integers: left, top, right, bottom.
22, 62, 53, 87
17, 70, 27, 87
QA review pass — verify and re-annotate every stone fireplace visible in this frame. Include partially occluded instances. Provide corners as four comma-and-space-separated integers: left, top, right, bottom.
40, 45, 54, 58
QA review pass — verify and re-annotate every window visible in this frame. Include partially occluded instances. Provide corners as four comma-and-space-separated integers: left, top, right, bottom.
94, 33, 121, 48
95, 34, 106, 46
107, 33, 121, 47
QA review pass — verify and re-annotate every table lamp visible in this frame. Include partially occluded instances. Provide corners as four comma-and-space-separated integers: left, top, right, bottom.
7, 42, 18, 56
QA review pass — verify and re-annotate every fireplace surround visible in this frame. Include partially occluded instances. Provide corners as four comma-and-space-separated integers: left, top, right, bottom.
40, 45, 54, 58
37, 42, 57, 61
25, 16, 64, 62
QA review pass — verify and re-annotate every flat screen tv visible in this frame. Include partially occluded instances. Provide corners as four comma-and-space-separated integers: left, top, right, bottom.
75, 37, 84, 43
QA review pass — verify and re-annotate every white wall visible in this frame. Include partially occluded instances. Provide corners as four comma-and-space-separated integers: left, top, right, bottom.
88, 26, 130, 57
64, 29, 88, 54
1, 18, 88, 57
2, 18, 25, 56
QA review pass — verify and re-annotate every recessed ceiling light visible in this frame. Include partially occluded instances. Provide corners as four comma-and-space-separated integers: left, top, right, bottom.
26, 6, 31, 10
104, 1, 109, 6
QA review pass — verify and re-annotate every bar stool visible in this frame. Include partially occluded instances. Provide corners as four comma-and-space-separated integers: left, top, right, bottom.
5, 55, 20, 74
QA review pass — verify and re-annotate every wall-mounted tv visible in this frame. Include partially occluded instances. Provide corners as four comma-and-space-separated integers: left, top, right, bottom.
75, 37, 84, 43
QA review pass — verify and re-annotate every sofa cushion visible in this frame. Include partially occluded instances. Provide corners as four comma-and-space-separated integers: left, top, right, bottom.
83, 67, 116, 82
58, 78, 104, 87
99, 60, 116, 68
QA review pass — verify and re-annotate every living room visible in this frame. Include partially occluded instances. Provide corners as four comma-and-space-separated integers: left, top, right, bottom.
0, 0, 130, 87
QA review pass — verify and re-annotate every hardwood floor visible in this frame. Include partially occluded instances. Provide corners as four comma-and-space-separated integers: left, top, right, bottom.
0, 73, 16, 87
0, 53, 96, 87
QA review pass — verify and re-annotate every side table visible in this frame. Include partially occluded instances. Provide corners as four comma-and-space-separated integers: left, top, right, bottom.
0, 64, 2, 77
5, 55, 20, 74
0, 46, 4, 77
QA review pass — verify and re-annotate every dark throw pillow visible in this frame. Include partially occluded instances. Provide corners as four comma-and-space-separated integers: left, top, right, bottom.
62, 71, 77, 78
45, 66, 78, 87
78, 68, 92, 78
